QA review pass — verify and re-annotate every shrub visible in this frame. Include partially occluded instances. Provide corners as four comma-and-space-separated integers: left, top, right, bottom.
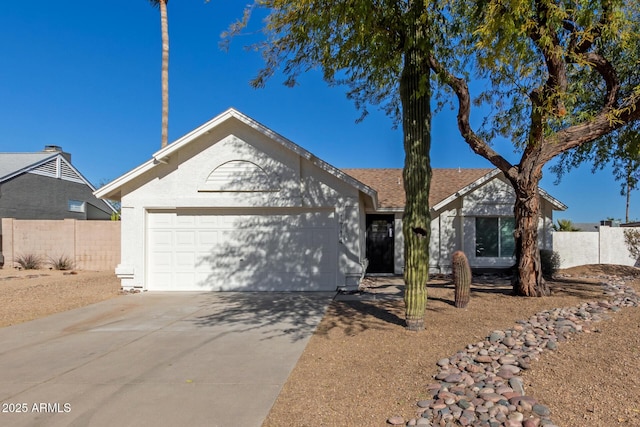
540, 249, 560, 279
14, 254, 43, 270
48, 255, 75, 271
624, 229, 640, 260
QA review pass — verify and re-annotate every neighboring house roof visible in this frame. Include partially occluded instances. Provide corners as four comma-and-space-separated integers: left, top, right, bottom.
573, 222, 600, 231
0, 153, 58, 182
0, 149, 118, 214
342, 168, 567, 212
0, 151, 89, 186
95, 108, 379, 207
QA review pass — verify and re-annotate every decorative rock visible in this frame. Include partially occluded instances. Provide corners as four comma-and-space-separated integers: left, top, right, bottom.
398, 278, 640, 427
387, 416, 404, 425
509, 377, 525, 396
532, 404, 551, 417
417, 400, 432, 408
437, 358, 450, 367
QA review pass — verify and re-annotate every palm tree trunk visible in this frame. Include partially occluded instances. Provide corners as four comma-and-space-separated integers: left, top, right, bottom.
160, 0, 169, 148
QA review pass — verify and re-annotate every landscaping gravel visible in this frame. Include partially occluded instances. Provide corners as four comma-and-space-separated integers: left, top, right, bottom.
391, 278, 639, 426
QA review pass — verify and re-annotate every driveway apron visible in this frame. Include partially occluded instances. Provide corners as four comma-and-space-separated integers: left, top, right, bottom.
0, 292, 333, 427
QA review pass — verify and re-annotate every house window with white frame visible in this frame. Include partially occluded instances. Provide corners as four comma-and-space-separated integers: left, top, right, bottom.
68, 199, 85, 213
475, 217, 516, 257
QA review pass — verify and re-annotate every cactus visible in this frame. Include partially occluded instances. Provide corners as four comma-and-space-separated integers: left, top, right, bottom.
452, 251, 471, 308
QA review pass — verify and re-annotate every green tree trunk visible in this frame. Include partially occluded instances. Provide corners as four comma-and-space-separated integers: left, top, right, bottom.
400, 19, 432, 330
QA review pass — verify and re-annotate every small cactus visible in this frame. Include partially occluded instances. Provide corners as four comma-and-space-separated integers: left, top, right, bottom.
452, 251, 471, 308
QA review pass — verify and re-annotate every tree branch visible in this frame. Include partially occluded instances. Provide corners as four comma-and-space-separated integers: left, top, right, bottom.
428, 55, 516, 179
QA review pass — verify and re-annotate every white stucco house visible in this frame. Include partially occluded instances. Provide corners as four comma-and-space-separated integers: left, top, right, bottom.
95, 108, 566, 292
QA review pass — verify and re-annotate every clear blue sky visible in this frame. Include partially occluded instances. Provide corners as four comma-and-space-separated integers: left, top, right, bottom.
0, 1, 633, 223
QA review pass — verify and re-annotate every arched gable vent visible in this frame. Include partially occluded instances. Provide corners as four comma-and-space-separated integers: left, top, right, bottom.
198, 160, 280, 192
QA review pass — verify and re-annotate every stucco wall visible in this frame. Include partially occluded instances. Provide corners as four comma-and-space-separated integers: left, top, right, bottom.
116, 119, 364, 289
1, 218, 120, 270
553, 226, 637, 268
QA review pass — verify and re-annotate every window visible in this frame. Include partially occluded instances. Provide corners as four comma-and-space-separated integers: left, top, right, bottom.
68, 200, 85, 213
475, 217, 515, 257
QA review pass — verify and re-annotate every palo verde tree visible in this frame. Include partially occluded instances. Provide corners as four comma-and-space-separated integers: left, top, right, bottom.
429, 0, 640, 296
149, 0, 170, 148
222, 1, 440, 330
552, 124, 640, 223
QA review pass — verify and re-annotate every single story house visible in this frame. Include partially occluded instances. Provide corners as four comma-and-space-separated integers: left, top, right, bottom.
95, 108, 566, 292
0, 145, 116, 220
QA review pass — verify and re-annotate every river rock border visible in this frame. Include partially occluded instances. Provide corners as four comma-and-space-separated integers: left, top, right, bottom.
387, 276, 640, 427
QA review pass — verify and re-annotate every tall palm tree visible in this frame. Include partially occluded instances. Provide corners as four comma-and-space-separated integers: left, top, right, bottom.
149, 0, 169, 148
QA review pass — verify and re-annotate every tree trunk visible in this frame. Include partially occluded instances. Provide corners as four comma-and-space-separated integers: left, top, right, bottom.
510, 170, 549, 297
160, 0, 169, 149
400, 15, 431, 330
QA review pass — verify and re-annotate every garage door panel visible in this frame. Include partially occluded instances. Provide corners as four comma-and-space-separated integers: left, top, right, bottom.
150, 230, 173, 247
198, 231, 218, 246
175, 231, 196, 246
147, 210, 337, 291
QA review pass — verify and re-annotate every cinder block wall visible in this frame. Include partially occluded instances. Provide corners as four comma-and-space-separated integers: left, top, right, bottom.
553, 226, 638, 269
2, 218, 120, 271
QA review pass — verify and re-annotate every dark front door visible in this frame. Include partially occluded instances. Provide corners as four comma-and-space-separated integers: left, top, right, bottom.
366, 214, 395, 274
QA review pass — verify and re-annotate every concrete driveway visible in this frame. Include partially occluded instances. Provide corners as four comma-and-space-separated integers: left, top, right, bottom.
0, 292, 333, 427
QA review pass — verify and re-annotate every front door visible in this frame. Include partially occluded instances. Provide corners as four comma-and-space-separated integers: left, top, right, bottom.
365, 215, 395, 274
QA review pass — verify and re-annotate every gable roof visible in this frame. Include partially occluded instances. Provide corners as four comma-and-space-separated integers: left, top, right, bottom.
342, 168, 493, 209
342, 168, 567, 212
0, 152, 92, 187
0, 153, 58, 182
95, 108, 378, 205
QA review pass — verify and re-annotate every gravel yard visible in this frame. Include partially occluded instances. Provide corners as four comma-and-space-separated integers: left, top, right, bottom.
0, 269, 121, 327
1, 265, 638, 426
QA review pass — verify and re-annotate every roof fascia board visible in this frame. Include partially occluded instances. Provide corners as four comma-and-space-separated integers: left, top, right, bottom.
0, 153, 58, 182
538, 188, 568, 211
432, 169, 502, 211
431, 168, 566, 212
96, 108, 379, 208
94, 158, 156, 199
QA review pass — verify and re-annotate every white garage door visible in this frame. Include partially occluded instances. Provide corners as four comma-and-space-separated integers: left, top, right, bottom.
147, 209, 337, 291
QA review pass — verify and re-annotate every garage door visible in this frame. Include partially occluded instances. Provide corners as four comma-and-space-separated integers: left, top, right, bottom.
147, 209, 337, 291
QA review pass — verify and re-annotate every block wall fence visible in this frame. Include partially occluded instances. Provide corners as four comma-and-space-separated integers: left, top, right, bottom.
553, 226, 639, 269
1, 218, 120, 271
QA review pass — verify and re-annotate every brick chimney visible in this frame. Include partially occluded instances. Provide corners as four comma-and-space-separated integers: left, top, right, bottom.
43, 145, 71, 163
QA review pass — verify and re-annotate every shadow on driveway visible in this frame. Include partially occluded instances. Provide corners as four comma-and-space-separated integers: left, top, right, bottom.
190, 292, 334, 342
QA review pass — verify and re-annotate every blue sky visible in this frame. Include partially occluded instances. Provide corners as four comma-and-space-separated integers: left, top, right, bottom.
0, 1, 633, 223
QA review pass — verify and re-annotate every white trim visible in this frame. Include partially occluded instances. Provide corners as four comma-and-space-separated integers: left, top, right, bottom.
432, 169, 566, 212
94, 108, 378, 208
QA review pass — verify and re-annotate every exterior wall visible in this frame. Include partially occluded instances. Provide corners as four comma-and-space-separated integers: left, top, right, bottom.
386, 175, 560, 275
554, 226, 637, 268
116, 119, 364, 290
0, 173, 112, 220
394, 213, 404, 275
1, 218, 120, 271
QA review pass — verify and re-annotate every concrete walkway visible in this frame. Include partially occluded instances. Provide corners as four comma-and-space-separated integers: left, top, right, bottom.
0, 292, 333, 427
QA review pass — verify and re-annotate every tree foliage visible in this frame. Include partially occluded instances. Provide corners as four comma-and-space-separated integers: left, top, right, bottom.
429, 0, 640, 296
552, 219, 580, 231
222, 0, 443, 330
624, 228, 640, 260
552, 125, 640, 222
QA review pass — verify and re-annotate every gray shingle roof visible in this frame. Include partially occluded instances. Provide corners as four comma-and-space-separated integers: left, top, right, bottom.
0, 153, 57, 181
